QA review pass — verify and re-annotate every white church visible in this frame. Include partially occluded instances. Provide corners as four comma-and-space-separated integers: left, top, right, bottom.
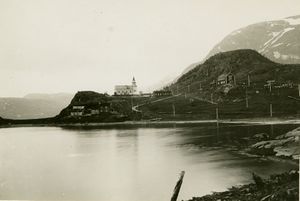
114, 77, 137, 95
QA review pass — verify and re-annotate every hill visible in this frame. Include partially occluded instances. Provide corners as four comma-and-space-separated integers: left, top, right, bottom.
173, 49, 300, 90
147, 49, 300, 119
56, 91, 150, 123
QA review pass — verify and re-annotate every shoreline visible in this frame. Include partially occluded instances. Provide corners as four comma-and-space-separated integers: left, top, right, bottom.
1, 117, 300, 129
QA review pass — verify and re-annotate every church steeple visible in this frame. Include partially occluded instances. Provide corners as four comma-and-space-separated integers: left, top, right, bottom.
132, 77, 136, 86
132, 76, 137, 93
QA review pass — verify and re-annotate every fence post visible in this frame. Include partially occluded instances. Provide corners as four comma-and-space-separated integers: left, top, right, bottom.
170, 171, 185, 201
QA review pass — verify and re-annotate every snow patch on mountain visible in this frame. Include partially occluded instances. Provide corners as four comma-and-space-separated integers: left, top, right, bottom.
284, 17, 300, 25
260, 27, 295, 53
230, 30, 241, 35
272, 43, 283, 48
273, 51, 281, 59
273, 51, 300, 61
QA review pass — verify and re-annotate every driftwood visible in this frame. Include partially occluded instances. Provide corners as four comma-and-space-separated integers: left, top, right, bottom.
170, 171, 185, 201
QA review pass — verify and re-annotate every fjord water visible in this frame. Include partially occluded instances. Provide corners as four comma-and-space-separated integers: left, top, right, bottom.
0, 124, 298, 201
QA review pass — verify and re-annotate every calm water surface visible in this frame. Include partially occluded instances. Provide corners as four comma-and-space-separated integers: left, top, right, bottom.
0, 124, 298, 201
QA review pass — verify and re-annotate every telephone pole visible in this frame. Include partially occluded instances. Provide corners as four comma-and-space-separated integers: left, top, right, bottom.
247, 74, 251, 87
267, 80, 275, 93
172, 103, 176, 117
245, 88, 249, 108
270, 103, 273, 117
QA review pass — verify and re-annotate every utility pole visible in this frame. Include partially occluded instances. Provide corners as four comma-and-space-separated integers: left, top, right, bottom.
266, 80, 275, 117
131, 96, 133, 112
247, 74, 251, 87
270, 103, 273, 117
245, 88, 249, 108
267, 80, 275, 93
172, 103, 176, 117
216, 106, 219, 120
298, 84, 300, 97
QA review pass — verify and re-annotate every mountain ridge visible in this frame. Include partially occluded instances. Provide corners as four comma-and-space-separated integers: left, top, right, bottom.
0, 93, 74, 119
172, 15, 300, 87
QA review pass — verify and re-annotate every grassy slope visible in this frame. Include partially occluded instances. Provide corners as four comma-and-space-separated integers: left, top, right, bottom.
139, 49, 300, 120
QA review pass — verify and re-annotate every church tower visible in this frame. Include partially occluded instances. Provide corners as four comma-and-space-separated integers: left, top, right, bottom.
132, 77, 137, 93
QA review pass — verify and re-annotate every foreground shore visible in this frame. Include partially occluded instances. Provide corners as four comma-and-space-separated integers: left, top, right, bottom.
187, 170, 299, 201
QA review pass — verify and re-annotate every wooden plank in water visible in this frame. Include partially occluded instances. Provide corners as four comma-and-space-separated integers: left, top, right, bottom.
170, 171, 185, 201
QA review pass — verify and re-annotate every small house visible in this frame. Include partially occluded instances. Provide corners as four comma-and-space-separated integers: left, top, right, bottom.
70, 111, 83, 116
217, 73, 235, 85
153, 90, 172, 97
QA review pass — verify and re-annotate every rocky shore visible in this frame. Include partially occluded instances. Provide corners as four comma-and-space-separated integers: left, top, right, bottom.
249, 127, 300, 160
186, 126, 300, 201
187, 170, 299, 201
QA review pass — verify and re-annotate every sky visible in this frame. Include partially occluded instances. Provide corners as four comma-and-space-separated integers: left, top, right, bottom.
0, 0, 300, 97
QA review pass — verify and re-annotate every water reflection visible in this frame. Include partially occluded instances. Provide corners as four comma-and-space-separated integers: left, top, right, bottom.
0, 124, 298, 201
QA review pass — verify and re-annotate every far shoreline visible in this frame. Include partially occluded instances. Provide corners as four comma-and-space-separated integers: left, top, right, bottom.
1, 117, 300, 129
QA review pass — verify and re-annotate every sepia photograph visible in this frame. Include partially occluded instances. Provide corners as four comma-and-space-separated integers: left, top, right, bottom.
0, 0, 299, 200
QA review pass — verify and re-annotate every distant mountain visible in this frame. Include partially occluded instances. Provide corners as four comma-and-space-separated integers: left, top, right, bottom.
172, 61, 203, 84
145, 74, 179, 92
175, 15, 300, 81
24, 93, 73, 100
206, 15, 300, 64
0, 93, 73, 119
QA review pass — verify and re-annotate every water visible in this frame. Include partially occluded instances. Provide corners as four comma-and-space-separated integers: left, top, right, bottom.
0, 124, 298, 201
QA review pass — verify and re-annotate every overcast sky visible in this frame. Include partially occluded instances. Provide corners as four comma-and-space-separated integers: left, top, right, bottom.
1, 0, 300, 97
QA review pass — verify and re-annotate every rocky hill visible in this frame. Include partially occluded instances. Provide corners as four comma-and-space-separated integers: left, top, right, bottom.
56, 91, 135, 122
166, 49, 300, 118
173, 49, 300, 91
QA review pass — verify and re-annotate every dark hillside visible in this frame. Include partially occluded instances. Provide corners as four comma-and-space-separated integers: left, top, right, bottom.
175, 49, 300, 90
158, 49, 300, 118
56, 91, 134, 122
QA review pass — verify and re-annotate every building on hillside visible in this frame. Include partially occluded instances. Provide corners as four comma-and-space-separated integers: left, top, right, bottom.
153, 90, 172, 97
70, 105, 85, 117
217, 73, 235, 85
114, 77, 137, 95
